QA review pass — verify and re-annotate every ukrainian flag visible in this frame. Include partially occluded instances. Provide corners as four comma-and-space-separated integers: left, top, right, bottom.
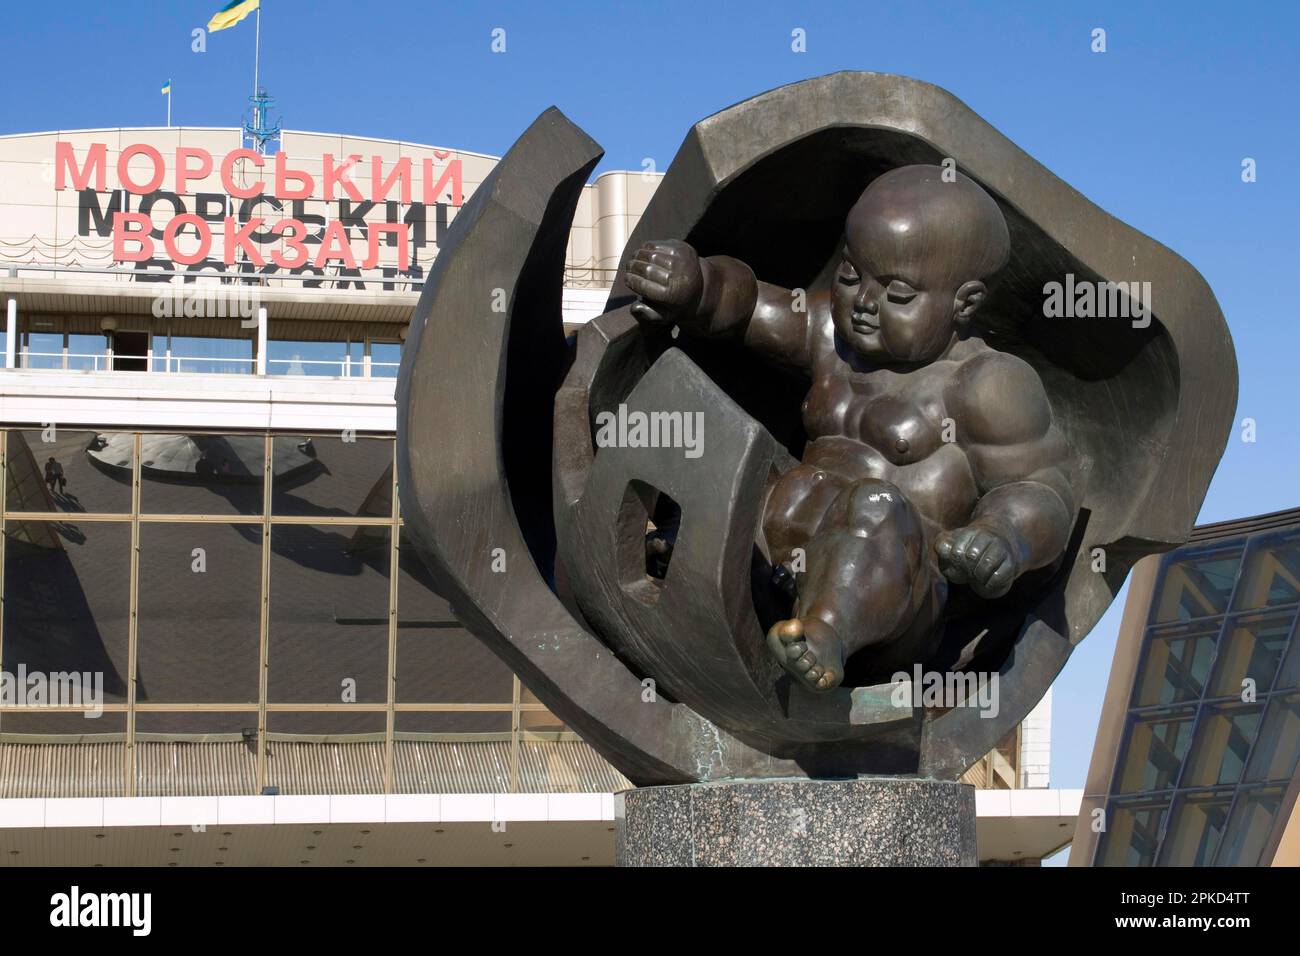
160, 79, 171, 95
208, 0, 260, 32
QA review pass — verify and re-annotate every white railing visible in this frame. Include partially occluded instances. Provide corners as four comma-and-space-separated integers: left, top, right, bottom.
157, 355, 257, 374
20, 351, 112, 371
266, 358, 401, 378
18, 352, 401, 378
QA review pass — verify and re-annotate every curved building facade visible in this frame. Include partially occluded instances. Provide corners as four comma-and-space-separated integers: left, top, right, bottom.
1073, 508, 1300, 866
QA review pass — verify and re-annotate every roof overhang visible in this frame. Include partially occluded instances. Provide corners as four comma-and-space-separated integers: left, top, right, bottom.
0, 789, 1081, 866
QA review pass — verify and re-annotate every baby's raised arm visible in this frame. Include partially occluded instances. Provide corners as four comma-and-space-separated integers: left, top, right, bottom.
626, 239, 813, 370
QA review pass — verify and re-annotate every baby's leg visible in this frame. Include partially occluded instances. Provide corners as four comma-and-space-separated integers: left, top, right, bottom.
763, 463, 850, 567
764, 477, 936, 692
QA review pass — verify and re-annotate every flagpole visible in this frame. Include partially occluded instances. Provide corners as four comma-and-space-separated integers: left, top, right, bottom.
253, 5, 260, 99
253, 5, 262, 153
167, 87, 172, 127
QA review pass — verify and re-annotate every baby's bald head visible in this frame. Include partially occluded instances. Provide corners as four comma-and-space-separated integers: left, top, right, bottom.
831, 165, 1011, 363
845, 165, 1010, 288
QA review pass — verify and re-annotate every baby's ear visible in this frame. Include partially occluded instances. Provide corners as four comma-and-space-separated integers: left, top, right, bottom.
954, 280, 988, 323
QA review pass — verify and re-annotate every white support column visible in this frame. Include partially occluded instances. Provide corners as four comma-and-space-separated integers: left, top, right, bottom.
256, 306, 268, 375
1019, 687, 1053, 789
5, 296, 16, 369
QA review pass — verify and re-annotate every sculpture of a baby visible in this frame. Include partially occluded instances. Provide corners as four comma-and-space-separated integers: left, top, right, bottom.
627, 164, 1080, 692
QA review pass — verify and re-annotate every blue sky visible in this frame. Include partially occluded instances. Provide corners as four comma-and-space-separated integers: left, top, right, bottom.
3, 0, 1297, 839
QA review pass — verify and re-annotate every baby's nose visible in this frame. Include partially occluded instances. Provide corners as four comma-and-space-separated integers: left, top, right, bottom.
855, 296, 879, 316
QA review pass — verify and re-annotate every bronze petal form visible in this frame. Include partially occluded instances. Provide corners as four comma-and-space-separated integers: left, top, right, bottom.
398, 73, 1236, 784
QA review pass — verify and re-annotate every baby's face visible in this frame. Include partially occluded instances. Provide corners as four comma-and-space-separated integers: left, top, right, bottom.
831, 201, 969, 364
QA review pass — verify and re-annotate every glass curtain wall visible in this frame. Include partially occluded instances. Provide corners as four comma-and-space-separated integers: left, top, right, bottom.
1096, 529, 1300, 865
0, 428, 627, 798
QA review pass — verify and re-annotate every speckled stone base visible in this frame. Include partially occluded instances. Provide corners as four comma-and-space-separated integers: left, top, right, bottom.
616, 777, 976, 867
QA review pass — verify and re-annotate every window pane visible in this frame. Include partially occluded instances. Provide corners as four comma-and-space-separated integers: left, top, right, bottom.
1245, 693, 1300, 783
7, 429, 132, 514
395, 532, 514, 704
1209, 612, 1294, 697
267, 525, 390, 703
163, 336, 253, 375
138, 433, 265, 516
136, 523, 262, 703
1117, 710, 1196, 793
1157, 791, 1234, 866
67, 333, 108, 371
1182, 703, 1262, 787
1152, 548, 1243, 623
23, 331, 63, 369
1215, 786, 1284, 866
2, 520, 131, 704
1231, 528, 1300, 610
270, 436, 392, 518
519, 710, 565, 732
1136, 623, 1218, 705
1096, 797, 1170, 866
1277, 624, 1300, 689
370, 342, 401, 378
266, 340, 348, 377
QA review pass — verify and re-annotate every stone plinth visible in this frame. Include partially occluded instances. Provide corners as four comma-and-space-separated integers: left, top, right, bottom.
616, 777, 976, 866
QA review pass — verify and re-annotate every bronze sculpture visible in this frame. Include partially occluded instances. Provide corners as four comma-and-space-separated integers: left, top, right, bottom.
625, 165, 1080, 692
397, 72, 1237, 790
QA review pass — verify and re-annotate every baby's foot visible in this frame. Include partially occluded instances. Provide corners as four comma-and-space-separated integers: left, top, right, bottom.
766, 617, 845, 692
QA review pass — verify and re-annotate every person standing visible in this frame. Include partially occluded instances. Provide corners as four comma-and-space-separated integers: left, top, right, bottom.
44, 457, 66, 495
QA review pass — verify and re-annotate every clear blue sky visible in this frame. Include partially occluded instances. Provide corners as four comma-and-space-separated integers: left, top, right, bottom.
3, 1, 1297, 814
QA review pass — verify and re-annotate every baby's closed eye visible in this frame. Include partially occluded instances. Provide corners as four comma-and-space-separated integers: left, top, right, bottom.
885, 279, 917, 303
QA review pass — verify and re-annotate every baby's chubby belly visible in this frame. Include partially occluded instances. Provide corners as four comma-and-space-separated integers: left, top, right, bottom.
803, 436, 980, 532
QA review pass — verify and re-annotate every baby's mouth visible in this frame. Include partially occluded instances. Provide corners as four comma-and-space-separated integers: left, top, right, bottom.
851, 313, 879, 333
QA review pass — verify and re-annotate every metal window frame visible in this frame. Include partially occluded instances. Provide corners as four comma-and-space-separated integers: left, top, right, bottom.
1097, 531, 1300, 865
0, 427, 564, 798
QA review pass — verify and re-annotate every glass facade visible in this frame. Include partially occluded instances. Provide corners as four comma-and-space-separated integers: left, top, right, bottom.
0, 428, 628, 798
1095, 526, 1300, 865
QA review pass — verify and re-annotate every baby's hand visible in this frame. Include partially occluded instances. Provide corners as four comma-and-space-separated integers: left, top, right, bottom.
935, 525, 1020, 599
626, 239, 704, 326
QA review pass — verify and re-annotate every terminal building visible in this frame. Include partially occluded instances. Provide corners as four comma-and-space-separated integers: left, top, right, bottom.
1072, 507, 1300, 866
0, 126, 1076, 866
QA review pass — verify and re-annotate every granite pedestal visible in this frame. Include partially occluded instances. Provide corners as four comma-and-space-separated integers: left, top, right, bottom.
616, 778, 976, 867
